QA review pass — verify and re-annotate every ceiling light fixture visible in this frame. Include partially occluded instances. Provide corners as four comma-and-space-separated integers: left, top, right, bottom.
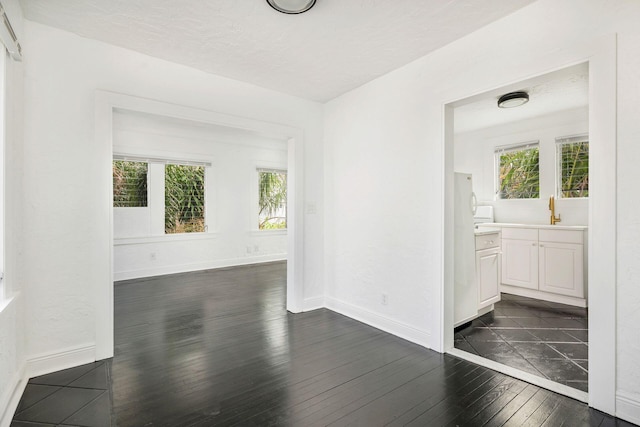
497, 91, 529, 108
266, 0, 316, 14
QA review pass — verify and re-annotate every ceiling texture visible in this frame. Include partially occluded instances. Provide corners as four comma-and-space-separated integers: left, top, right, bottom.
453, 62, 589, 134
19, 0, 535, 102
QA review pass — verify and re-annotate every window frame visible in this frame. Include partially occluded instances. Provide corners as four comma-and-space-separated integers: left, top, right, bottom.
555, 134, 589, 199
494, 141, 540, 200
256, 166, 288, 232
112, 154, 212, 238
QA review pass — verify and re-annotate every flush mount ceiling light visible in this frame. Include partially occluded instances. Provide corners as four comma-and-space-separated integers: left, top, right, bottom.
266, 0, 317, 14
497, 91, 529, 108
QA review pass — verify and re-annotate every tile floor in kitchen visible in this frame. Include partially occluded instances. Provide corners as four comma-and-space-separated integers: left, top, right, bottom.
454, 293, 588, 392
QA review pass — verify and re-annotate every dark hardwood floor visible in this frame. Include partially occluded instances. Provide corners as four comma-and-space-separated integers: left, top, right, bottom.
12, 261, 637, 426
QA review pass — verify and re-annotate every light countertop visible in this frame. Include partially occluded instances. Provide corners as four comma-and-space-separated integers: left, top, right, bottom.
474, 227, 501, 236
480, 223, 588, 231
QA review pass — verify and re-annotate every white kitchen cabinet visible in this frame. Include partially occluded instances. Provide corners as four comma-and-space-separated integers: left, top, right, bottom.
538, 241, 584, 298
454, 230, 502, 326
498, 225, 587, 307
477, 248, 500, 309
501, 238, 538, 290
475, 232, 501, 310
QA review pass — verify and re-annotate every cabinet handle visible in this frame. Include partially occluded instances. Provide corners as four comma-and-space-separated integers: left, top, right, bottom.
539, 244, 544, 247
532, 243, 536, 246
487, 240, 493, 244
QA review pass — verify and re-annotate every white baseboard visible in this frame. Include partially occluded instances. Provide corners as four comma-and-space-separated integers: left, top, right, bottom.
501, 285, 587, 307
114, 254, 286, 281
0, 363, 26, 427
302, 296, 324, 312
325, 296, 431, 349
26, 344, 96, 379
616, 391, 640, 425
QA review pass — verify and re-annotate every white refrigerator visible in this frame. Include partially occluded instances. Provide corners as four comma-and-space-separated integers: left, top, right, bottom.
454, 172, 477, 327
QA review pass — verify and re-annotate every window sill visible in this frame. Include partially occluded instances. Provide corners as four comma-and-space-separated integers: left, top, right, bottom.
250, 229, 288, 237
114, 232, 220, 246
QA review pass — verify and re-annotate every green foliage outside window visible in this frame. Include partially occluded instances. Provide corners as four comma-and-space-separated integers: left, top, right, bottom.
559, 141, 589, 198
498, 147, 540, 199
165, 164, 205, 234
113, 160, 148, 207
259, 170, 287, 230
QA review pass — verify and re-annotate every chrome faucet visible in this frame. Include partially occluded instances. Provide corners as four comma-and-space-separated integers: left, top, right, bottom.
549, 196, 561, 225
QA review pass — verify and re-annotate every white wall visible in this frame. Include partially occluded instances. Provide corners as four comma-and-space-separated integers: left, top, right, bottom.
0, 0, 25, 425
112, 110, 288, 280
615, 28, 640, 424
324, 0, 640, 422
454, 107, 589, 225
21, 20, 324, 374
10, 1, 640, 424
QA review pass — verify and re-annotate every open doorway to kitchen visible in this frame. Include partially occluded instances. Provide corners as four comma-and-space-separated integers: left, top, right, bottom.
441, 38, 616, 413
450, 63, 590, 396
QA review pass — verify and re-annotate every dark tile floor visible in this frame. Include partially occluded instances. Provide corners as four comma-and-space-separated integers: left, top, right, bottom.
455, 293, 589, 392
11, 360, 112, 427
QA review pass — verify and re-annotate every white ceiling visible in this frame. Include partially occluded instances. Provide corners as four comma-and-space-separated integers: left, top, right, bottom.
453, 62, 589, 134
19, 0, 535, 102
114, 109, 289, 150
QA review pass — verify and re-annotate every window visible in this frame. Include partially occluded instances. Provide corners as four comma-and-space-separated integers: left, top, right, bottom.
495, 142, 540, 199
258, 169, 287, 230
557, 134, 589, 198
113, 160, 148, 207
113, 156, 209, 236
165, 164, 206, 234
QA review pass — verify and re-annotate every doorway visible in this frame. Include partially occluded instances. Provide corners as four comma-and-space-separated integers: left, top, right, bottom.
450, 63, 590, 396
94, 91, 305, 362
442, 37, 617, 412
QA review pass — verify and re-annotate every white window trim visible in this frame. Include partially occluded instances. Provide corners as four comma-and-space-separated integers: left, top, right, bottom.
114, 232, 220, 246
113, 154, 214, 237
113, 153, 212, 168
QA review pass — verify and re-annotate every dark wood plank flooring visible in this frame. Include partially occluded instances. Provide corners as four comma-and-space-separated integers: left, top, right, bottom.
107, 261, 635, 426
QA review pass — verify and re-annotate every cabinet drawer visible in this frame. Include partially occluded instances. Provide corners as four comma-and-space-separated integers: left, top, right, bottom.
501, 227, 538, 240
476, 233, 500, 250
539, 229, 584, 244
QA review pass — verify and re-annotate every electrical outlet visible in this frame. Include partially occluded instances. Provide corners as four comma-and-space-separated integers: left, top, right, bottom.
254, 245, 259, 253
306, 202, 317, 214
381, 293, 388, 306
150, 252, 156, 261
246, 246, 252, 254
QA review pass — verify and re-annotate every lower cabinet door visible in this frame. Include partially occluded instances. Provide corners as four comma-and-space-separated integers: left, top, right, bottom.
501, 238, 538, 289
538, 241, 584, 298
477, 248, 501, 309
